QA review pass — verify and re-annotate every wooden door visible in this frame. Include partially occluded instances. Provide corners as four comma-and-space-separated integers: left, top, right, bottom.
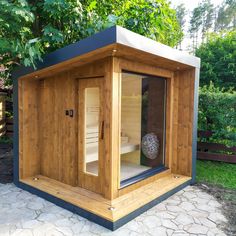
78, 77, 104, 194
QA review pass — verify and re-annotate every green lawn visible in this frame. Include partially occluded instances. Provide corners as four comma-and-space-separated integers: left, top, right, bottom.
196, 160, 236, 190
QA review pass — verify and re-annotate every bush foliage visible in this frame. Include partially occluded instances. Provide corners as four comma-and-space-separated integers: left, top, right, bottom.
198, 83, 236, 146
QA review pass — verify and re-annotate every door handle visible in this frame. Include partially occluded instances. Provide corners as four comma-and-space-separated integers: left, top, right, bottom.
100, 121, 104, 140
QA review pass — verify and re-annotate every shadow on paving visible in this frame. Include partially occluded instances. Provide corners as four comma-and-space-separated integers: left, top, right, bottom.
0, 143, 13, 184
196, 183, 236, 236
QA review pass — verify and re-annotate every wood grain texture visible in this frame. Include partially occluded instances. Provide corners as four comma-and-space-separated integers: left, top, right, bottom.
38, 73, 78, 186
19, 79, 40, 179
172, 69, 195, 176
21, 173, 191, 221
18, 45, 117, 81
115, 44, 192, 71
18, 51, 196, 204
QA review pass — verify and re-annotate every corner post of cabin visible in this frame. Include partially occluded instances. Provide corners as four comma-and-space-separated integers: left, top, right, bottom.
172, 68, 196, 177
103, 56, 120, 200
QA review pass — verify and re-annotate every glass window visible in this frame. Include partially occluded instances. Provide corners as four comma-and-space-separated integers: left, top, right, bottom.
120, 72, 166, 185
84, 87, 100, 176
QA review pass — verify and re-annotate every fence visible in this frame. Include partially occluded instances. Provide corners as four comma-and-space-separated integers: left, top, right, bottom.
197, 130, 236, 164
0, 92, 7, 137
5, 117, 13, 137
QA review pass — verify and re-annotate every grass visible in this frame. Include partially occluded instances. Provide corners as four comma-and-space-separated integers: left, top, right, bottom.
196, 160, 236, 190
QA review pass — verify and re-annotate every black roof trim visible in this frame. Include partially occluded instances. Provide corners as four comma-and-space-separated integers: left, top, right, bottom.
13, 25, 200, 79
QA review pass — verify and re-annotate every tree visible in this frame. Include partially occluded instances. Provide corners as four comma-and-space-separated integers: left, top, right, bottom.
201, 0, 214, 42
175, 3, 186, 50
0, 0, 42, 84
195, 30, 236, 89
216, 0, 236, 31
0, 0, 182, 85
189, 0, 214, 52
189, 4, 203, 52
82, 0, 183, 46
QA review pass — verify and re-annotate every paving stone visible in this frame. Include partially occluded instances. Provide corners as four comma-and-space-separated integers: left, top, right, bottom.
196, 192, 214, 200
155, 211, 176, 219
199, 217, 216, 228
0, 225, 10, 236
123, 220, 144, 233
54, 218, 74, 227
208, 227, 227, 236
195, 204, 217, 213
171, 195, 181, 202
42, 228, 65, 236
187, 210, 208, 218
11, 229, 33, 236
193, 216, 201, 224
56, 226, 73, 236
185, 224, 209, 234
191, 197, 210, 205
40, 205, 64, 214
37, 212, 59, 222
0, 184, 229, 236
165, 199, 180, 206
142, 215, 162, 228
57, 209, 73, 218
172, 231, 190, 236
208, 212, 227, 223
32, 223, 56, 236
10, 200, 27, 209
149, 226, 168, 236
152, 202, 166, 211
183, 186, 197, 192
21, 219, 42, 229
179, 202, 195, 211
208, 200, 221, 208
110, 228, 131, 236
27, 201, 44, 210
167, 229, 174, 236
89, 223, 111, 234
175, 213, 194, 225
162, 219, 178, 230
0, 208, 37, 225
166, 205, 185, 213
71, 222, 85, 234
182, 191, 197, 199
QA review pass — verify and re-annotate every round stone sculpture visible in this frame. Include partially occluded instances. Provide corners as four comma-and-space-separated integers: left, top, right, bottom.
141, 133, 160, 160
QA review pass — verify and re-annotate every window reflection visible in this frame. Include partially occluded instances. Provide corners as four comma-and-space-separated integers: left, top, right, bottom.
120, 72, 166, 184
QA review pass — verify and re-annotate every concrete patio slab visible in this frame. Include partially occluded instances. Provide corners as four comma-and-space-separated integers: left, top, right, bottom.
0, 184, 227, 236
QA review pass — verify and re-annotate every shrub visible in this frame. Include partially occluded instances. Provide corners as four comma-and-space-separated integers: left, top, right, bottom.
198, 82, 236, 147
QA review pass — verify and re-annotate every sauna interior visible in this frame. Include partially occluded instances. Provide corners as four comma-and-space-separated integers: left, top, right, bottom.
15, 26, 200, 229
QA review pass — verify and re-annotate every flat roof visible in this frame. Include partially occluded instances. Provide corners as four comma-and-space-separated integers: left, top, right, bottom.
13, 25, 200, 79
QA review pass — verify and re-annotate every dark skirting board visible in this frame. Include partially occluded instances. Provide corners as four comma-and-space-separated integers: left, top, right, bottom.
14, 179, 191, 231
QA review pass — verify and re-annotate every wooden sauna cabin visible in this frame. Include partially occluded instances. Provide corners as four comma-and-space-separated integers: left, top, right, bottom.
13, 26, 200, 230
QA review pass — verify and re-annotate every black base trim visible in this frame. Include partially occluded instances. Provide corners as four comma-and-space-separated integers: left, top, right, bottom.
14, 179, 191, 231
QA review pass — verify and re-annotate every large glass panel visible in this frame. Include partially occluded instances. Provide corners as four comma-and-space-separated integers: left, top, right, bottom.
120, 72, 166, 184
84, 87, 100, 176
